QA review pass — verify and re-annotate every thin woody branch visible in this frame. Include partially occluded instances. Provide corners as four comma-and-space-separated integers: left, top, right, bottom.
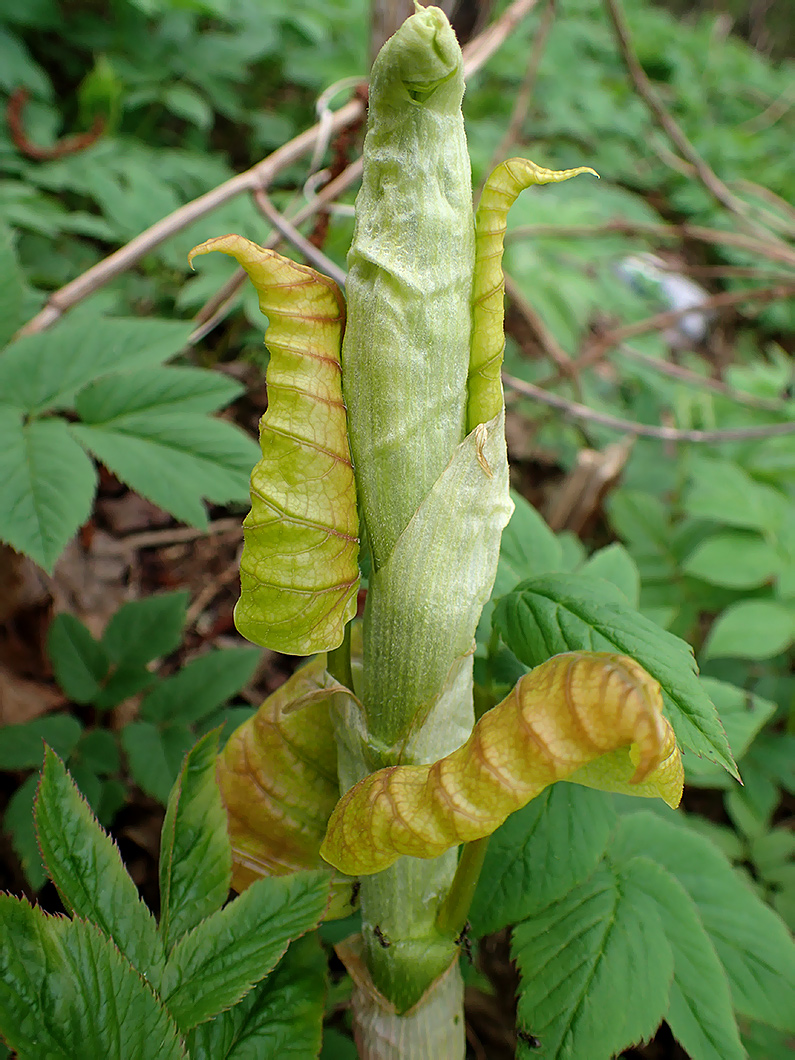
504, 372, 795, 443
17, 0, 540, 339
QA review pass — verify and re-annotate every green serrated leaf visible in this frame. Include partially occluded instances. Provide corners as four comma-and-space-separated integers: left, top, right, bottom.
70, 412, 257, 528
159, 731, 232, 952
612, 854, 744, 1060
102, 592, 188, 667
682, 531, 783, 589
0, 316, 194, 415
140, 647, 260, 725
0, 221, 25, 350
3, 774, 47, 890
0, 410, 97, 571
703, 600, 795, 661
186, 933, 326, 1059
35, 747, 166, 989
469, 785, 617, 938
71, 728, 121, 776
161, 870, 330, 1031
121, 721, 177, 805
0, 714, 82, 770
47, 612, 109, 703
512, 856, 673, 1060
494, 574, 737, 777
580, 543, 640, 607
685, 679, 777, 789
0, 897, 186, 1060
611, 812, 795, 1030
75, 366, 243, 421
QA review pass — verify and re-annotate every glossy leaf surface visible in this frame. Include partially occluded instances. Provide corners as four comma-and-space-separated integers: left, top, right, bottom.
189, 235, 359, 654
217, 654, 355, 917
322, 652, 682, 875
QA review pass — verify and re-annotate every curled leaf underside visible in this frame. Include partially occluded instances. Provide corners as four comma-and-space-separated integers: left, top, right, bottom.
216, 654, 354, 918
188, 235, 359, 654
466, 158, 598, 432
321, 651, 683, 875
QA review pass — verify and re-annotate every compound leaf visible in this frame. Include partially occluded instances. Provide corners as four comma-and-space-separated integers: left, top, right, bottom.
159, 731, 232, 953
0, 410, 97, 571
512, 856, 673, 1060
47, 612, 109, 704
612, 812, 795, 1030
0, 897, 185, 1060
186, 933, 326, 1060
34, 747, 166, 989
140, 647, 260, 725
102, 592, 188, 667
612, 855, 744, 1060
161, 870, 329, 1031
70, 411, 257, 528
0, 316, 194, 415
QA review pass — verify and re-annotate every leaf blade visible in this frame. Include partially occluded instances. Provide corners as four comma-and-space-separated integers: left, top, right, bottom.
161, 870, 330, 1031
494, 573, 736, 776
0, 411, 97, 571
34, 747, 166, 989
159, 731, 232, 952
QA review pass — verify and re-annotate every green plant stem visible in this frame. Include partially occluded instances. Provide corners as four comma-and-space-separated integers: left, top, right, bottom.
359, 853, 460, 1013
435, 837, 489, 937
327, 622, 354, 691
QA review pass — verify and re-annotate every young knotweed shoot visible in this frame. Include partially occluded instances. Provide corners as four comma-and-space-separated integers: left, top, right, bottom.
192, 4, 685, 1054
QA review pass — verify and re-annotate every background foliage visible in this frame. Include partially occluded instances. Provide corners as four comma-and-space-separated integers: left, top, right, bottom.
0, 0, 793, 1057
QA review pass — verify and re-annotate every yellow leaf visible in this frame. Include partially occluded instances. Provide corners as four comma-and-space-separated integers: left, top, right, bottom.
321, 651, 683, 875
217, 654, 356, 919
189, 235, 359, 654
467, 158, 598, 432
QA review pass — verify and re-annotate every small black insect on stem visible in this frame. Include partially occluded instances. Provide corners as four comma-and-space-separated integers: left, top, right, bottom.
518, 1028, 542, 1049
350, 880, 361, 908
454, 920, 473, 963
373, 924, 391, 948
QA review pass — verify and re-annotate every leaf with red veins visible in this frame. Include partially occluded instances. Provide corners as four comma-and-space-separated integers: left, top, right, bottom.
189, 235, 359, 654
321, 651, 683, 876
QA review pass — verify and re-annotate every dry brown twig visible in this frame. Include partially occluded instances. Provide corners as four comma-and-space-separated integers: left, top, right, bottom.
504, 372, 795, 443
478, 0, 556, 196
536, 281, 795, 388
506, 219, 795, 271
603, 0, 789, 249
251, 188, 347, 288
18, 0, 541, 339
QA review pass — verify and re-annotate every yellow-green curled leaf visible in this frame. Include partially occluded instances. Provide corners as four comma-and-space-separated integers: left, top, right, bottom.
467, 159, 598, 432
321, 651, 683, 876
216, 654, 356, 919
188, 235, 359, 654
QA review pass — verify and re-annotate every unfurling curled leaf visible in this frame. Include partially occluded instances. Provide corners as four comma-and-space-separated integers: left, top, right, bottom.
188, 235, 359, 654
216, 654, 355, 918
467, 158, 597, 432
321, 652, 683, 875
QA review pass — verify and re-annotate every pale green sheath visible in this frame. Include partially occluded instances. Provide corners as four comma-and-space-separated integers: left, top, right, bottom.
341, 4, 475, 570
